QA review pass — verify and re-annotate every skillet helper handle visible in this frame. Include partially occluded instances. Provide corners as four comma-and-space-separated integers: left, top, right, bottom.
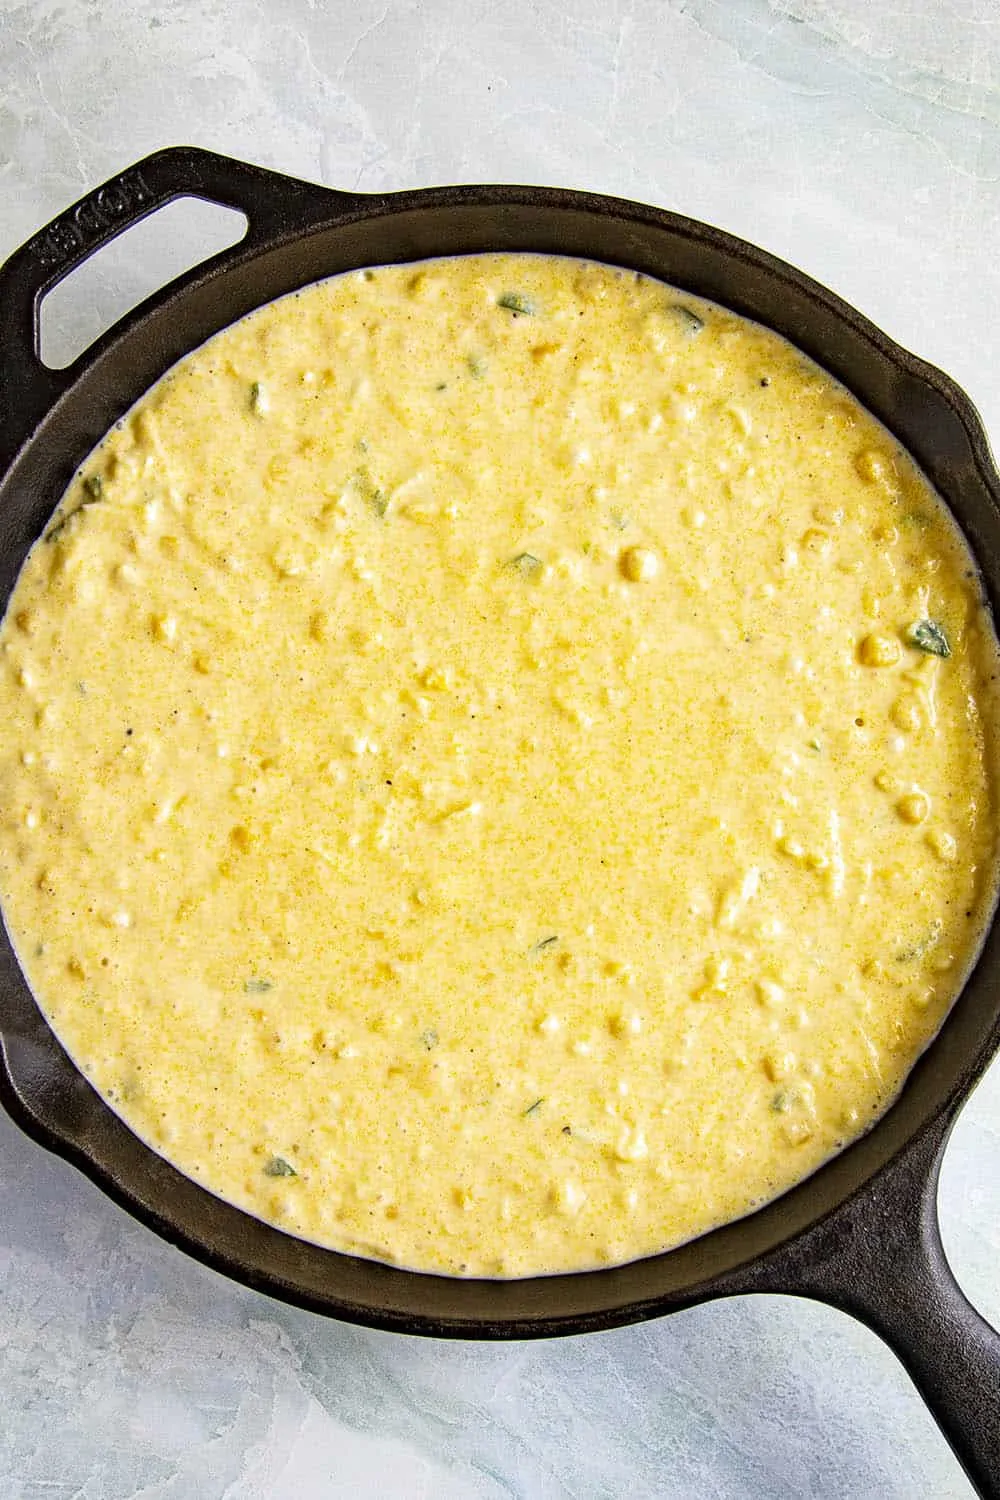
742, 1115, 1000, 1498
0, 146, 354, 467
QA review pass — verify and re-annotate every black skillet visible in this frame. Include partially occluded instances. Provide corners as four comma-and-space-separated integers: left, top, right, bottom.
1, 147, 999, 1496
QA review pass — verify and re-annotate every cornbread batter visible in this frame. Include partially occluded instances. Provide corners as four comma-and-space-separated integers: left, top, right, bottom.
0, 254, 996, 1275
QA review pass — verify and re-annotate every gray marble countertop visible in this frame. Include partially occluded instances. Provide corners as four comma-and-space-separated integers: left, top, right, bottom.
2, 1, 999, 1495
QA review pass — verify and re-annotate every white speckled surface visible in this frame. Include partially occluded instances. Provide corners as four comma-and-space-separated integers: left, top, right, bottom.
2, 1, 1000, 1494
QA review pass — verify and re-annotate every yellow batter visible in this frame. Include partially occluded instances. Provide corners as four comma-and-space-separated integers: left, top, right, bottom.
0, 254, 996, 1276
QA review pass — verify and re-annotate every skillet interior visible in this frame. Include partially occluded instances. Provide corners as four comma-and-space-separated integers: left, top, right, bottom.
2, 168, 1000, 1335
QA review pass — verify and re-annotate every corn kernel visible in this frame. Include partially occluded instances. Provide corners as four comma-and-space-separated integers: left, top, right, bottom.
858, 632, 901, 668
925, 827, 957, 862
891, 696, 922, 732
762, 1050, 797, 1082
614, 1126, 648, 1162
620, 546, 659, 582
897, 792, 930, 825
801, 528, 832, 557
855, 449, 894, 485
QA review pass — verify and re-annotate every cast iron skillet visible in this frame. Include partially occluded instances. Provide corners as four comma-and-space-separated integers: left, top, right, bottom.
1, 147, 999, 1494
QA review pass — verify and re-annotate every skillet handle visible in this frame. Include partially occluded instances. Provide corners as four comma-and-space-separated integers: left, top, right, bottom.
0, 146, 358, 468
739, 1113, 1000, 1498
